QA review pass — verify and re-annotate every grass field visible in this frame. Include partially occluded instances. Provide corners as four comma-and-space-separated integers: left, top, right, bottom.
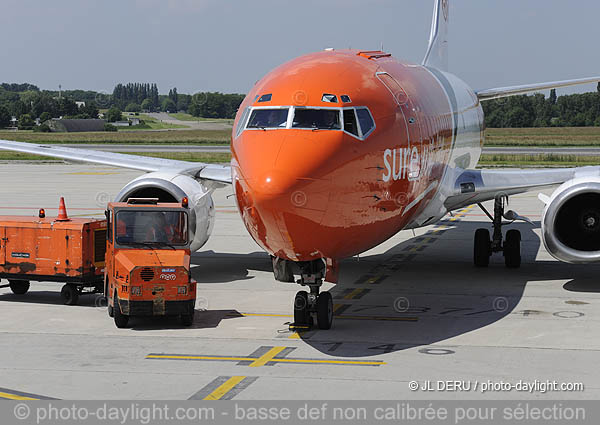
478, 153, 600, 167
0, 129, 231, 144
168, 113, 233, 124
0, 151, 232, 163
485, 127, 600, 147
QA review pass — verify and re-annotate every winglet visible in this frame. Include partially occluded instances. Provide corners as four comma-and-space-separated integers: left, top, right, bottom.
422, 0, 449, 71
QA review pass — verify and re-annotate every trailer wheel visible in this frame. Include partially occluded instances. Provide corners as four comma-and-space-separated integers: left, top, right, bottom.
9, 280, 30, 295
60, 284, 79, 305
113, 291, 129, 328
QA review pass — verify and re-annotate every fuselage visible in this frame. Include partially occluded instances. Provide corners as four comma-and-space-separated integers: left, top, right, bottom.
231, 49, 484, 262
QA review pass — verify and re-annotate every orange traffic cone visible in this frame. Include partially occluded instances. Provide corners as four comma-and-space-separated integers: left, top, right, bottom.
56, 197, 70, 221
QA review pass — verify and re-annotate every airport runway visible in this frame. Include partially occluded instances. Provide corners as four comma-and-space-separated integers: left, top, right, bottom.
0, 163, 598, 400
51, 144, 600, 155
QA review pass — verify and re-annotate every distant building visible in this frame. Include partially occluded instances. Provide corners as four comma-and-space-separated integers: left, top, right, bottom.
48, 119, 105, 132
75, 101, 86, 108
112, 121, 131, 127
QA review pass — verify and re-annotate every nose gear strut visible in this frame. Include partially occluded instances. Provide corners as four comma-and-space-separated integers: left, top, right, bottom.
473, 195, 531, 268
292, 259, 333, 330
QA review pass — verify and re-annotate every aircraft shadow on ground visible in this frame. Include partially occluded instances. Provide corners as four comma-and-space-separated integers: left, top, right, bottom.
190, 250, 271, 284
296, 220, 600, 357
128, 309, 244, 331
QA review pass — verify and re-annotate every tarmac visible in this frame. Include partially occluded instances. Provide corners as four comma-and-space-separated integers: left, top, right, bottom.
0, 163, 598, 400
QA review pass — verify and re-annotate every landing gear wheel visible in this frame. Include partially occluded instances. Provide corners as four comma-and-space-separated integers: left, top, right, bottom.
180, 309, 195, 326
9, 280, 29, 295
316, 291, 333, 330
504, 229, 521, 268
293, 291, 310, 325
113, 291, 129, 328
474, 228, 491, 267
60, 284, 79, 305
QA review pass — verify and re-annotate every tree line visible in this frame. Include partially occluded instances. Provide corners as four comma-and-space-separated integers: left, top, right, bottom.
482, 84, 600, 128
0, 81, 246, 130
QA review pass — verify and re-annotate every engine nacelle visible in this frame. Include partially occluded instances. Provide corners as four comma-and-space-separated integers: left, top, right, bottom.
541, 177, 600, 263
115, 171, 215, 251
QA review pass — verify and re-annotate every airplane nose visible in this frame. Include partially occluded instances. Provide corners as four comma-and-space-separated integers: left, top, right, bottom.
233, 131, 339, 260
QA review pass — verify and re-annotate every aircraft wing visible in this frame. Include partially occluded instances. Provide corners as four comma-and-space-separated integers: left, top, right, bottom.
444, 166, 600, 211
476, 76, 600, 101
0, 139, 232, 185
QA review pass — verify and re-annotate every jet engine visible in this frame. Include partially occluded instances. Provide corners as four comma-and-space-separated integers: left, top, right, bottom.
115, 171, 215, 251
541, 177, 600, 263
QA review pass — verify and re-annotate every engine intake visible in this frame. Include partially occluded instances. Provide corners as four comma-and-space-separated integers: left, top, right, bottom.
542, 178, 600, 263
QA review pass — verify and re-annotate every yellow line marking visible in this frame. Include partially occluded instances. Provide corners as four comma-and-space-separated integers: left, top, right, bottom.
0, 392, 38, 400
333, 303, 344, 312
147, 355, 249, 361
248, 346, 286, 367
276, 358, 385, 366
344, 288, 363, 300
203, 376, 246, 401
288, 332, 303, 339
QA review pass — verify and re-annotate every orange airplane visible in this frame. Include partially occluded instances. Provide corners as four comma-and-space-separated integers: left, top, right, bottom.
2, 0, 600, 330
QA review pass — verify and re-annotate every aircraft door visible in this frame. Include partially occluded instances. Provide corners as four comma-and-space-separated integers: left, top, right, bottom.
376, 72, 423, 180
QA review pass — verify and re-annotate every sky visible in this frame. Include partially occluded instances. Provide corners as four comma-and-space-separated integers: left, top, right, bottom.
1, 0, 599, 96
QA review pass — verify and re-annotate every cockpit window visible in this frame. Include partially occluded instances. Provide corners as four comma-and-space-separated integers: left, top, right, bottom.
247, 108, 289, 129
340, 95, 352, 103
235, 107, 251, 138
321, 94, 338, 103
258, 94, 272, 103
343, 109, 359, 136
356, 107, 375, 136
292, 108, 341, 129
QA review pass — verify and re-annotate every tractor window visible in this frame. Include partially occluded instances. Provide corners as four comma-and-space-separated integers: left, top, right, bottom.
292, 108, 341, 129
115, 211, 188, 247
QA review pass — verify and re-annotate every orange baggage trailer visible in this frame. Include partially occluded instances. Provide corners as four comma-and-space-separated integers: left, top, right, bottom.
0, 199, 106, 305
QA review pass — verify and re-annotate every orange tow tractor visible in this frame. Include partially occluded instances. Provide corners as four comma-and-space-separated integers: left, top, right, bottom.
105, 198, 196, 328
0, 198, 106, 304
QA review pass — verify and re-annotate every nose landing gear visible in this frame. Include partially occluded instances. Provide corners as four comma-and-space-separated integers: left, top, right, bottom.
292, 259, 333, 330
473, 195, 532, 268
